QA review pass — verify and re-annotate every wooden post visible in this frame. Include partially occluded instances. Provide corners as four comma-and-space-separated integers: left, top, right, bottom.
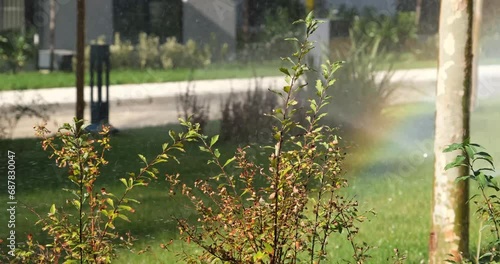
76, 0, 85, 131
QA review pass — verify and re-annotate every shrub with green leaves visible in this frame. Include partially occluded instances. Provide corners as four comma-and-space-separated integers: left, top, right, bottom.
165, 13, 371, 263
349, 9, 417, 53
8, 119, 197, 263
132, 33, 212, 70
446, 141, 499, 263
110, 32, 134, 69
220, 83, 278, 143
137, 32, 160, 69
324, 25, 397, 134
0, 30, 34, 73
159, 38, 211, 70
177, 79, 210, 133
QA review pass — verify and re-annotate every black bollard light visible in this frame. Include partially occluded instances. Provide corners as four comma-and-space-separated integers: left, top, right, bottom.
86, 44, 117, 133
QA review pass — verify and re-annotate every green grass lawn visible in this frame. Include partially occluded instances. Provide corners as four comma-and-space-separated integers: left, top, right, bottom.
0, 99, 499, 263
2, 54, 500, 91
0, 61, 283, 91
0, 58, 439, 91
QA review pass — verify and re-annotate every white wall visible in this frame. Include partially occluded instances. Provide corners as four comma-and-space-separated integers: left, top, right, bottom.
39, 0, 114, 51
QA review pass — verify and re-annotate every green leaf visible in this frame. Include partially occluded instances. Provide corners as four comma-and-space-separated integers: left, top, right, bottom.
476, 151, 494, 161
443, 143, 464, 153
488, 178, 500, 191
138, 154, 147, 164
124, 198, 140, 204
119, 178, 129, 188
169, 130, 176, 141
455, 176, 470, 182
315, 79, 324, 94
474, 156, 495, 169
264, 243, 274, 254
49, 204, 56, 214
305, 11, 314, 24
223, 157, 236, 168
106, 221, 115, 230
284, 85, 291, 93
106, 198, 114, 208
477, 172, 488, 188
71, 199, 81, 210
210, 135, 219, 147
444, 155, 466, 170
268, 88, 283, 97
292, 19, 305, 25
117, 214, 131, 222
279, 67, 290, 76
253, 251, 266, 261
118, 205, 134, 212
281, 56, 295, 66
310, 100, 317, 112
214, 149, 221, 159
199, 146, 209, 152
274, 132, 281, 141
464, 145, 476, 159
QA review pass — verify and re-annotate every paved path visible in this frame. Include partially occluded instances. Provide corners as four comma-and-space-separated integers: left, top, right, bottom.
1, 65, 499, 139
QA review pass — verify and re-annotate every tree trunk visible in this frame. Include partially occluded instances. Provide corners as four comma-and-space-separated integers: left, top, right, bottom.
76, 0, 85, 130
242, 0, 249, 43
429, 0, 473, 263
49, 0, 55, 72
470, 0, 483, 111
415, 0, 423, 26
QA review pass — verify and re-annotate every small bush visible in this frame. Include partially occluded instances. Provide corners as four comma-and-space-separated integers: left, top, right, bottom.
349, 9, 417, 53
8, 120, 196, 263
159, 38, 211, 69
220, 82, 278, 143
166, 13, 371, 263
137, 32, 160, 69
446, 141, 500, 263
323, 14, 398, 134
177, 79, 210, 133
110, 32, 134, 69
0, 30, 34, 73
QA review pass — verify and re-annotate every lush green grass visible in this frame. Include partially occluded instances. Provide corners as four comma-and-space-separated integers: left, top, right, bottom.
0, 61, 283, 91
3, 54, 500, 91
0, 99, 499, 263
0, 58, 439, 91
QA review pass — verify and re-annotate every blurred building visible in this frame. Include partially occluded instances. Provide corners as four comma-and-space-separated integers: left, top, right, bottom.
183, 0, 236, 57
37, 0, 114, 51
1, 0, 236, 51
0, 0, 26, 32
